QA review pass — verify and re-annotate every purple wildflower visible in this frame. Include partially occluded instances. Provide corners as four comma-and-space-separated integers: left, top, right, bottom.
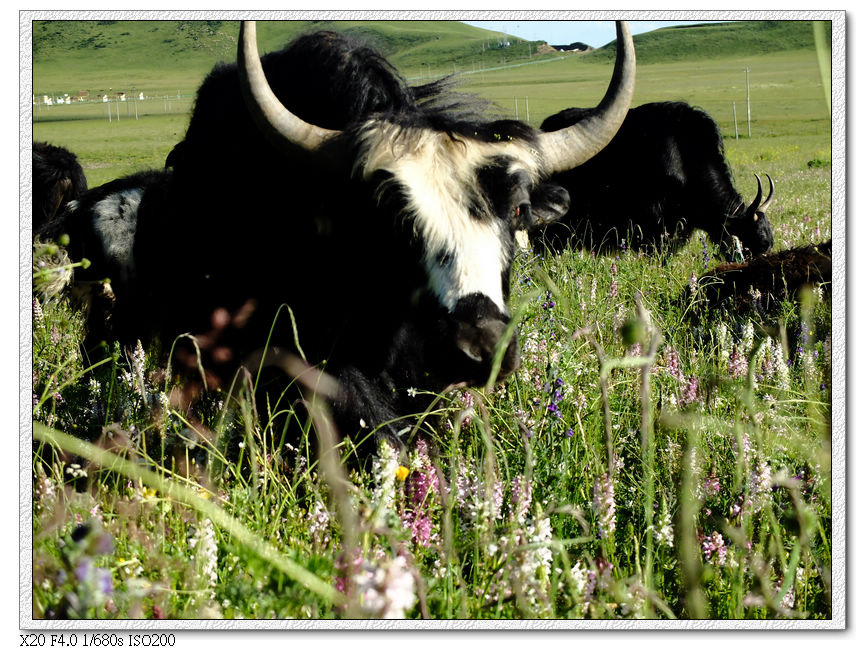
74, 558, 93, 583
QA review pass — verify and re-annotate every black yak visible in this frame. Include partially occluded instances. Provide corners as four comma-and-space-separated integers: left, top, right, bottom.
38, 21, 635, 449
32, 141, 88, 232
530, 101, 775, 259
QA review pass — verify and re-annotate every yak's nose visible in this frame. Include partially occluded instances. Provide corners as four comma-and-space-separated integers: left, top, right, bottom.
451, 294, 520, 383
455, 317, 519, 377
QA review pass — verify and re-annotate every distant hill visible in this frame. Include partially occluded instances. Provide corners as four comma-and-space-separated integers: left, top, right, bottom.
31, 19, 548, 96
31, 19, 827, 97
585, 20, 828, 64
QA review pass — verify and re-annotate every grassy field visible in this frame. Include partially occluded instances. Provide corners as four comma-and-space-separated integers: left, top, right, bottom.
30, 19, 834, 622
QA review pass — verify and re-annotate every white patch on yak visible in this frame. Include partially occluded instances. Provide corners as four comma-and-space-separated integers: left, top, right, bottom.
91, 187, 143, 284
359, 124, 543, 313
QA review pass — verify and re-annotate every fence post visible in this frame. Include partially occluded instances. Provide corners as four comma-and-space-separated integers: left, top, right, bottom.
733, 101, 738, 139
744, 67, 751, 137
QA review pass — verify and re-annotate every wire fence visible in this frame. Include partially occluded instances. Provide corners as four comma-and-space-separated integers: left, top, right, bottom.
32, 94, 196, 123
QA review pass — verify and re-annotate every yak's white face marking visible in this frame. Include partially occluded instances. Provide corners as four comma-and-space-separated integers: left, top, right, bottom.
360, 124, 543, 313
91, 187, 143, 283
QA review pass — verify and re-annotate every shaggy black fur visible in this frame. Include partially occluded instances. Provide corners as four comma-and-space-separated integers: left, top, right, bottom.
32, 141, 88, 232
531, 101, 775, 259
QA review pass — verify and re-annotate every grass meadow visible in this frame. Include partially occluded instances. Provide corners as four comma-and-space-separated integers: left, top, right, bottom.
30, 20, 835, 622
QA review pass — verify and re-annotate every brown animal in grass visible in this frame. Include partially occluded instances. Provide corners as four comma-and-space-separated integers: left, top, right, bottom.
693, 240, 831, 315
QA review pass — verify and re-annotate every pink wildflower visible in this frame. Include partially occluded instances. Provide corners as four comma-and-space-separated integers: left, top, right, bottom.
728, 344, 748, 378
593, 473, 616, 539
511, 475, 532, 524
681, 375, 700, 405
701, 531, 728, 565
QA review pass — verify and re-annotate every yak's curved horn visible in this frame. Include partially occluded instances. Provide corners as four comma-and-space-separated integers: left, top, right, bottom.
237, 21, 339, 154
759, 174, 775, 212
746, 174, 764, 220
537, 21, 636, 174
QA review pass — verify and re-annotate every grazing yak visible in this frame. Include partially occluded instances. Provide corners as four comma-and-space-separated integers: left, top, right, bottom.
530, 101, 775, 259
39, 21, 635, 450
32, 141, 88, 232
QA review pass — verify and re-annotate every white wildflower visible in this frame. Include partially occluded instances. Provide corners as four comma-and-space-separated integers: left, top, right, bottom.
654, 509, 674, 548
569, 561, 591, 615
527, 516, 554, 577
307, 499, 331, 549
34, 466, 57, 514
741, 321, 755, 355
192, 518, 219, 600
774, 341, 790, 390
65, 463, 87, 479
749, 461, 773, 512
717, 322, 730, 362
33, 298, 44, 326
354, 555, 416, 619
371, 440, 399, 526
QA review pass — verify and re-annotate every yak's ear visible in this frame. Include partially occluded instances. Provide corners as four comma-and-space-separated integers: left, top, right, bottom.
528, 182, 570, 229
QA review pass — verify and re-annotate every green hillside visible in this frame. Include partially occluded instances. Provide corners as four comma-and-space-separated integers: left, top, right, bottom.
31, 19, 547, 96
32, 18, 831, 188
587, 20, 829, 64
31, 19, 828, 98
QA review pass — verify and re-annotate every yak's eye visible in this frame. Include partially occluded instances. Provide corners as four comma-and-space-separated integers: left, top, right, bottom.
514, 201, 532, 228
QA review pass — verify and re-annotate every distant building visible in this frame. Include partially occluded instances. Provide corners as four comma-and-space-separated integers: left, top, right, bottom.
550, 42, 592, 53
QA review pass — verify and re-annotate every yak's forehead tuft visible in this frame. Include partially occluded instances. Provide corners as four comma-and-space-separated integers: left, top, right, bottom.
357, 123, 542, 312
358, 122, 544, 185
